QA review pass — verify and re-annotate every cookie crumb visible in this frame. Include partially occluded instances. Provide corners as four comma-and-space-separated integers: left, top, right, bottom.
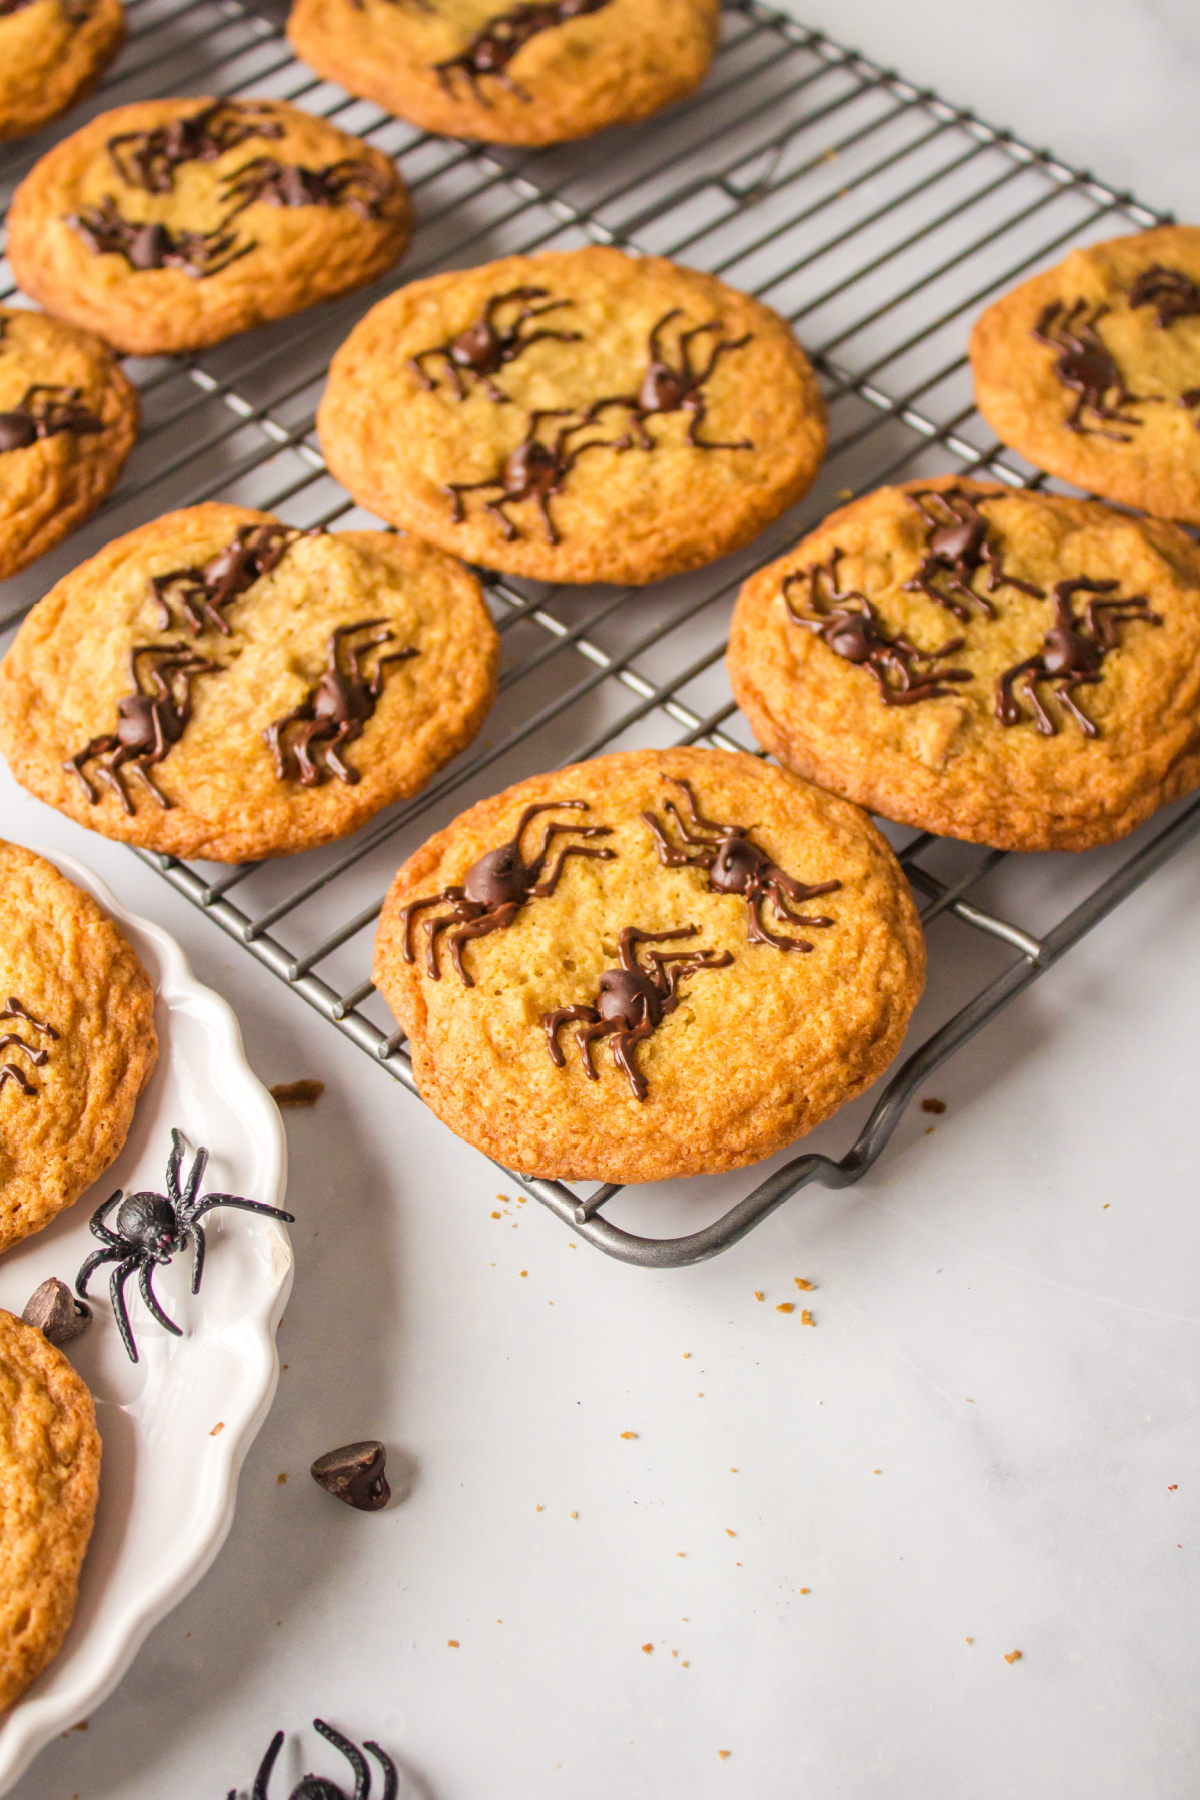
276, 1472, 287, 1485
920, 1097, 946, 1114
641, 1643, 653, 1654
754, 1290, 764, 1302
209, 1421, 225, 1436
519, 1269, 527, 1277
491, 1210, 501, 1219
799, 1587, 810, 1594
965, 1637, 973, 1645
794, 1278, 816, 1291
718, 1749, 731, 1759
1005, 1650, 1022, 1664
447, 1640, 459, 1648
271, 1079, 325, 1107
801, 1310, 815, 1327
775, 1302, 794, 1314
725, 1528, 736, 1538
570, 1511, 578, 1519
620, 1431, 638, 1440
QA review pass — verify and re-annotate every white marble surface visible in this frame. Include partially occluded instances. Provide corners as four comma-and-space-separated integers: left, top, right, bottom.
5, 5, 1200, 1797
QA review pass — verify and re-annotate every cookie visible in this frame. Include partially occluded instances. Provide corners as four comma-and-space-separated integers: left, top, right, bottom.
0, 305, 139, 584
6, 97, 413, 356
727, 477, 1200, 853
373, 748, 924, 1185
287, 0, 721, 148
0, 1308, 101, 1712
0, 0, 124, 145
318, 247, 827, 585
0, 503, 500, 863
971, 225, 1200, 524
0, 840, 158, 1255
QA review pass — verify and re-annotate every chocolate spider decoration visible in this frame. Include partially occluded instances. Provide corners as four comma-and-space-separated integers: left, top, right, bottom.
783, 550, 974, 706
1032, 299, 1145, 439
233, 1719, 397, 1800
220, 156, 392, 221
152, 522, 309, 635
64, 641, 220, 814
995, 576, 1162, 739
1128, 264, 1200, 328
76, 1129, 294, 1364
0, 384, 103, 454
409, 286, 581, 403
434, 0, 612, 105
903, 486, 1043, 621
264, 620, 417, 787
67, 196, 254, 279
107, 100, 283, 194
398, 801, 615, 985
642, 778, 842, 954
447, 408, 629, 543
596, 309, 754, 451
0, 998, 59, 1099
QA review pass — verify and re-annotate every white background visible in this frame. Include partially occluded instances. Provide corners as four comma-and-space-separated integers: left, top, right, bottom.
6, 4, 1200, 1797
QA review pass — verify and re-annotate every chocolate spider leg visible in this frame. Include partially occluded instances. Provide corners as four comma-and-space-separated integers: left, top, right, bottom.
650, 948, 734, 1000
648, 308, 684, 363
0, 1064, 36, 1094
542, 1004, 600, 1067
576, 1015, 623, 1081
366, 646, 418, 699
445, 475, 505, 523
127, 754, 173, 812
63, 735, 118, 806
617, 924, 697, 971
995, 656, 1043, 727
1021, 672, 1059, 736
109, 1255, 144, 1363
0, 1036, 48, 1065
313, 1720, 371, 1800
420, 906, 472, 980
526, 841, 615, 898
766, 866, 842, 908
263, 702, 315, 782
364, 1740, 399, 1800
138, 1260, 183, 1339
1053, 678, 1102, 739
524, 816, 612, 884
609, 1018, 656, 1102
319, 717, 366, 787
290, 719, 329, 788
664, 776, 730, 837
444, 903, 521, 986
251, 1728, 284, 1800
410, 348, 467, 398
396, 888, 465, 965
640, 809, 707, 866
746, 886, 818, 952
682, 390, 753, 451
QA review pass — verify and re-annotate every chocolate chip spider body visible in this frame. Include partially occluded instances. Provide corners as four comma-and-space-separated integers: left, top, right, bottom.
903, 487, 1044, 620
410, 287, 582, 403
1127, 264, 1200, 328
107, 100, 283, 193
0, 384, 104, 454
642, 777, 841, 953
447, 408, 629, 544
64, 642, 220, 814
264, 620, 417, 787
433, 0, 612, 105
152, 522, 308, 635
0, 997, 59, 1098
995, 576, 1162, 738
398, 800, 615, 985
542, 925, 733, 1102
219, 156, 392, 221
1033, 299, 1144, 438
236, 1719, 398, 1800
591, 308, 754, 451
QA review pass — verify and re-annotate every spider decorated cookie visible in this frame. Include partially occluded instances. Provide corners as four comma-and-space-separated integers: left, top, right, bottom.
0, 305, 139, 583
971, 225, 1200, 524
0, 502, 499, 863
0, 1308, 100, 1713
373, 748, 923, 1185
0, 840, 158, 1255
6, 97, 413, 356
319, 247, 827, 585
287, 0, 720, 148
727, 477, 1200, 853
0, 0, 124, 144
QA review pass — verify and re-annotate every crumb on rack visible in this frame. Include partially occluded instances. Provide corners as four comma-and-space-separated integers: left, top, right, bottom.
920, 1097, 947, 1114
271, 1079, 325, 1107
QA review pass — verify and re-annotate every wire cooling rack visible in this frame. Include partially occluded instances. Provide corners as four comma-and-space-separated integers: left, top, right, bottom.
3, 0, 1199, 1266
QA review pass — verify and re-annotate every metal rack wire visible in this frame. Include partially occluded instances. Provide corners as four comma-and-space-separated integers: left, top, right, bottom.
3, 0, 1197, 1266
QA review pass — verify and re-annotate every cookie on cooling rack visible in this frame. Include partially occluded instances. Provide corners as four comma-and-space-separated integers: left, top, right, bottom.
0, 1307, 101, 1712
0, 304, 139, 584
287, 0, 721, 148
0, 503, 499, 863
318, 247, 827, 586
971, 225, 1200, 524
6, 97, 413, 356
373, 748, 924, 1186
726, 477, 1200, 852
0, 839, 158, 1255
0, 0, 124, 145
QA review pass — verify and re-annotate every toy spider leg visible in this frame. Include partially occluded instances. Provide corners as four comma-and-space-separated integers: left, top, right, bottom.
244, 1717, 398, 1800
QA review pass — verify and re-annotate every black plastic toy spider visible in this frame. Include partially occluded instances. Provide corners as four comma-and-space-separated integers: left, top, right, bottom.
233, 1719, 396, 1800
409, 285, 581, 402
76, 1128, 294, 1363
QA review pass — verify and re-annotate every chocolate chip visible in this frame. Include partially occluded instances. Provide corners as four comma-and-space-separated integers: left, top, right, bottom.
270, 1079, 325, 1108
310, 1440, 390, 1511
0, 411, 37, 452
22, 1277, 92, 1346
128, 222, 168, 270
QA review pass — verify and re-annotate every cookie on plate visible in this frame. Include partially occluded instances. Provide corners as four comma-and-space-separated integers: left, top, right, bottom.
727, 477, 1200, 852
0, 503, 499, 862
971, 225, 1200, 524
0, 839, 158, 1255
373, 747, 924, 1185
6, 97, 413, 356
0, 1308, 101, 1712
287, 0, 720, 148
0, 0, 124, 145
318, 247, 827, 585
0, 304, 139, 584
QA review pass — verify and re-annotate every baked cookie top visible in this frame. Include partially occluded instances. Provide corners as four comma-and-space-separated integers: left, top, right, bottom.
287, 0, 720, 148
374, 747, 924, 1185
0, 503, 500, 863
6, 97, 413, 356
971, 225, 1200, 524
0, 0, 124, 145
0, 840, 157, 1256
727, 478, 1200, 853
0, 304, 139, 585
0, 1307, 100, 1713
319, 247, 827, 585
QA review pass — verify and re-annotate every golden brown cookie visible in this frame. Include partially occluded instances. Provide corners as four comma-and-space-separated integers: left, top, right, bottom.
6, 97, 413, 356
287, 0, 721, 148
0, 0, 124, 145
0, 305, 139, 584
971, 225, 1200, 524
374, 748, 924, 1184
0, 1308, 101, 1712
727, 477, 1200, 853
318, 247, 827, 585
0, 840, 157, 1255
0, 503, 499, 863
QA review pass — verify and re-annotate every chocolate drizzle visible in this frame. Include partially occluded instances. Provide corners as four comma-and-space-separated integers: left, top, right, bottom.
1032, 300, 1144, 439
398, 801, 615, 985
784, 550, 974, 705
642, 778, 841, 953
64, 642, 220, 813
0, 384, 103, 453
107, 101, 284, 194
903, 487, 1043, 620
0, 997, 59, 1098
67, 195, 255, 279
1128, 264, 1200, 328
410, 286, 581, 403
434, 0, 612, 105
995, 577, 1161, 738
152, 523, 308, 635
264, 620, 417, 787
219, 155, 393, 221
542, 924, 732, 1103
447, 407, 631, 544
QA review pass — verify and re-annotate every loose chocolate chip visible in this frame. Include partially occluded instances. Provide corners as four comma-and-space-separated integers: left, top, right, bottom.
310, 1439, 390, 1511
22, 1277, 92, 1346
0, 411, 38, 452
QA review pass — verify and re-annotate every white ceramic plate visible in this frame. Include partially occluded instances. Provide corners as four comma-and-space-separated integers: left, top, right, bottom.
0, 846, 292, 1796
